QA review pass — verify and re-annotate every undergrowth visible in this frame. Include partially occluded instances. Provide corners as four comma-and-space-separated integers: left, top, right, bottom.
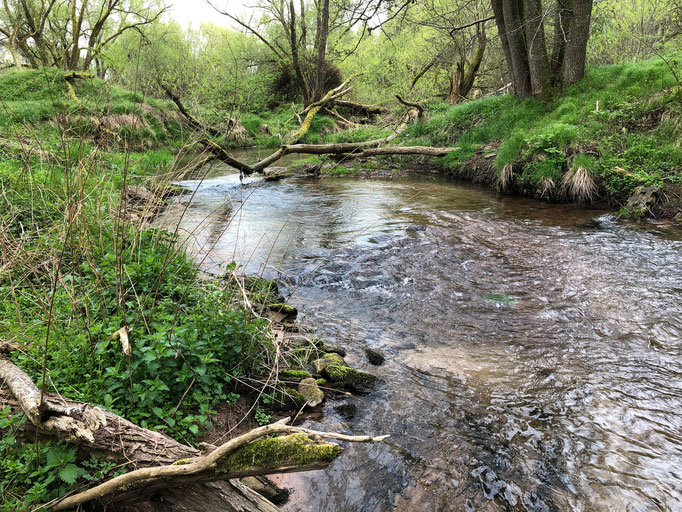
0, 78, 276, 509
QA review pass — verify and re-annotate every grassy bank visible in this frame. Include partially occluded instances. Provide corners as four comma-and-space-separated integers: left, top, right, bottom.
401, 57, 682, 217
0, 69, 281, 510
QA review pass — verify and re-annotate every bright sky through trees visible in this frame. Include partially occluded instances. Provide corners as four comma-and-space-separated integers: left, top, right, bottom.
167, 0, 244, 29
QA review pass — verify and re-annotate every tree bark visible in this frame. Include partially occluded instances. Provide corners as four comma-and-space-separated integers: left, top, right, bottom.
490, 0, 515, 91
524, 0, 553, 97
288, 0, 311, 107
501, 0, 533, 97
448, 24, 487, 104
562, 0, 593, 84
312, 0, 330, 102
490, 0, 593, 97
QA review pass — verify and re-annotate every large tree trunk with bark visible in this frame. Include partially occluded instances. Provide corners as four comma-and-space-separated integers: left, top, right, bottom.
490, 0, 593, 97
562, 0, 594, 84
312, 0, 330, 103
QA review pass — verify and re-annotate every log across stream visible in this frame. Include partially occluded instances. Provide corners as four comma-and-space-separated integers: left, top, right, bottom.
161, 156, 682, 511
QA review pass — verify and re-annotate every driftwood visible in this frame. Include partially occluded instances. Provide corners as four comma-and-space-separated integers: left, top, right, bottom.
165, 77, 457, 177
0, 357, 388, 511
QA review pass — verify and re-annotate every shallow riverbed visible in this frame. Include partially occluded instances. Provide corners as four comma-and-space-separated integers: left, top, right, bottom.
161, 156, 682, 511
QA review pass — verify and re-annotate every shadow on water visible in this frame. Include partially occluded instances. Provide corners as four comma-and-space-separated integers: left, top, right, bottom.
159, 155, 682, 511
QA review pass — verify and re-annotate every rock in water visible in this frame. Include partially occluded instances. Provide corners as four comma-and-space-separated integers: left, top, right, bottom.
312, 352, 346, 375
364, 348, 385, 365
322, 365, 377, 392
322, 344, 347, 357
298, 378, 325, 407
334, 402, 357, 420
263, 166, 288, 181
625, 184, 660, 218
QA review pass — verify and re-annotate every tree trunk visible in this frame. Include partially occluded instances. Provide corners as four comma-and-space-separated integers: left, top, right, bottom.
562, 0, 593, 84
312, 0, 330, 103
490, 0, 593, 97
524, 0, 553, 97
500, 0, 533, 97
448, 64, 463, 104
288, 0, 311, 106
489, 0, 515, 90
550, 0, 572, 77
8, 25, 22, 69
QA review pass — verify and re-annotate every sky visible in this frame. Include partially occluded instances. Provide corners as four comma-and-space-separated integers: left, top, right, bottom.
166, 0, 251, 30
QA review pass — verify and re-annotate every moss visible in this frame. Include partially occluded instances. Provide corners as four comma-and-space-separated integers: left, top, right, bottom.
323, 365, 377, 391
220, 433, 341, 475
312, 352, 345, 375
298, 377, 325, 407
316, 378, 327, 387
273, 387, 307, 410
322, 352, 345, 366
278, 369, 313, 381
268, 303, 297, 315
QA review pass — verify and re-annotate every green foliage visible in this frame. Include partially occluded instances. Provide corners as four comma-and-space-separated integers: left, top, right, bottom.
5, 225, 271, 440
0, 68, 181, 146
0, 408, 121, 511
0, 101, 276, 509
255, 407, 272, 426
0, 68, 68, 101
408, 55, 681, 199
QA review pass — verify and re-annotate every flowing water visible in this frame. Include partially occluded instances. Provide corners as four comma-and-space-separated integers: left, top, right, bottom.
161, 153, 682, 512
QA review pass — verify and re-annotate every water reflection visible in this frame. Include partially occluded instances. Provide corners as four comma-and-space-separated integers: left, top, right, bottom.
159, 163, 682, 511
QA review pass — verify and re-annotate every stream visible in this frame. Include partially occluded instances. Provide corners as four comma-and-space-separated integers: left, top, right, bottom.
160, 151, 682, 511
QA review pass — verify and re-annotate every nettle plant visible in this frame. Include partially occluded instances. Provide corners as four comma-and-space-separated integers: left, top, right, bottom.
7, 226, 273, 442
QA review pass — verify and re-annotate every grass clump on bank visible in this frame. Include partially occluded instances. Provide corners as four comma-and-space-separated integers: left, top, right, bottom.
405, 56, 682, 211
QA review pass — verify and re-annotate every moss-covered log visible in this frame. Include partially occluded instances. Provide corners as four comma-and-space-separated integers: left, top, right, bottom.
0, 358, 387, 511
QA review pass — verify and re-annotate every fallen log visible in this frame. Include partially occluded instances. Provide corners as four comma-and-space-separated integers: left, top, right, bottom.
0, 357, 388, 511
166, 77, 457, 177
331, 99, 387, 117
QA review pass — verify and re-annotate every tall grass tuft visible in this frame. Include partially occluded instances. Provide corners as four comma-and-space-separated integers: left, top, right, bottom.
562, 155, 599, 203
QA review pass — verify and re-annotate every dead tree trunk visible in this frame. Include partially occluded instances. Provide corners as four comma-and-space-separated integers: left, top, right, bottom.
0, 357, 388, 511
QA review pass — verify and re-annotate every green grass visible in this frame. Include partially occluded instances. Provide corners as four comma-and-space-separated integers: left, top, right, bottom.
0, 69, 282, 510
0, 68, 183, 148
405, 56, 681, 203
